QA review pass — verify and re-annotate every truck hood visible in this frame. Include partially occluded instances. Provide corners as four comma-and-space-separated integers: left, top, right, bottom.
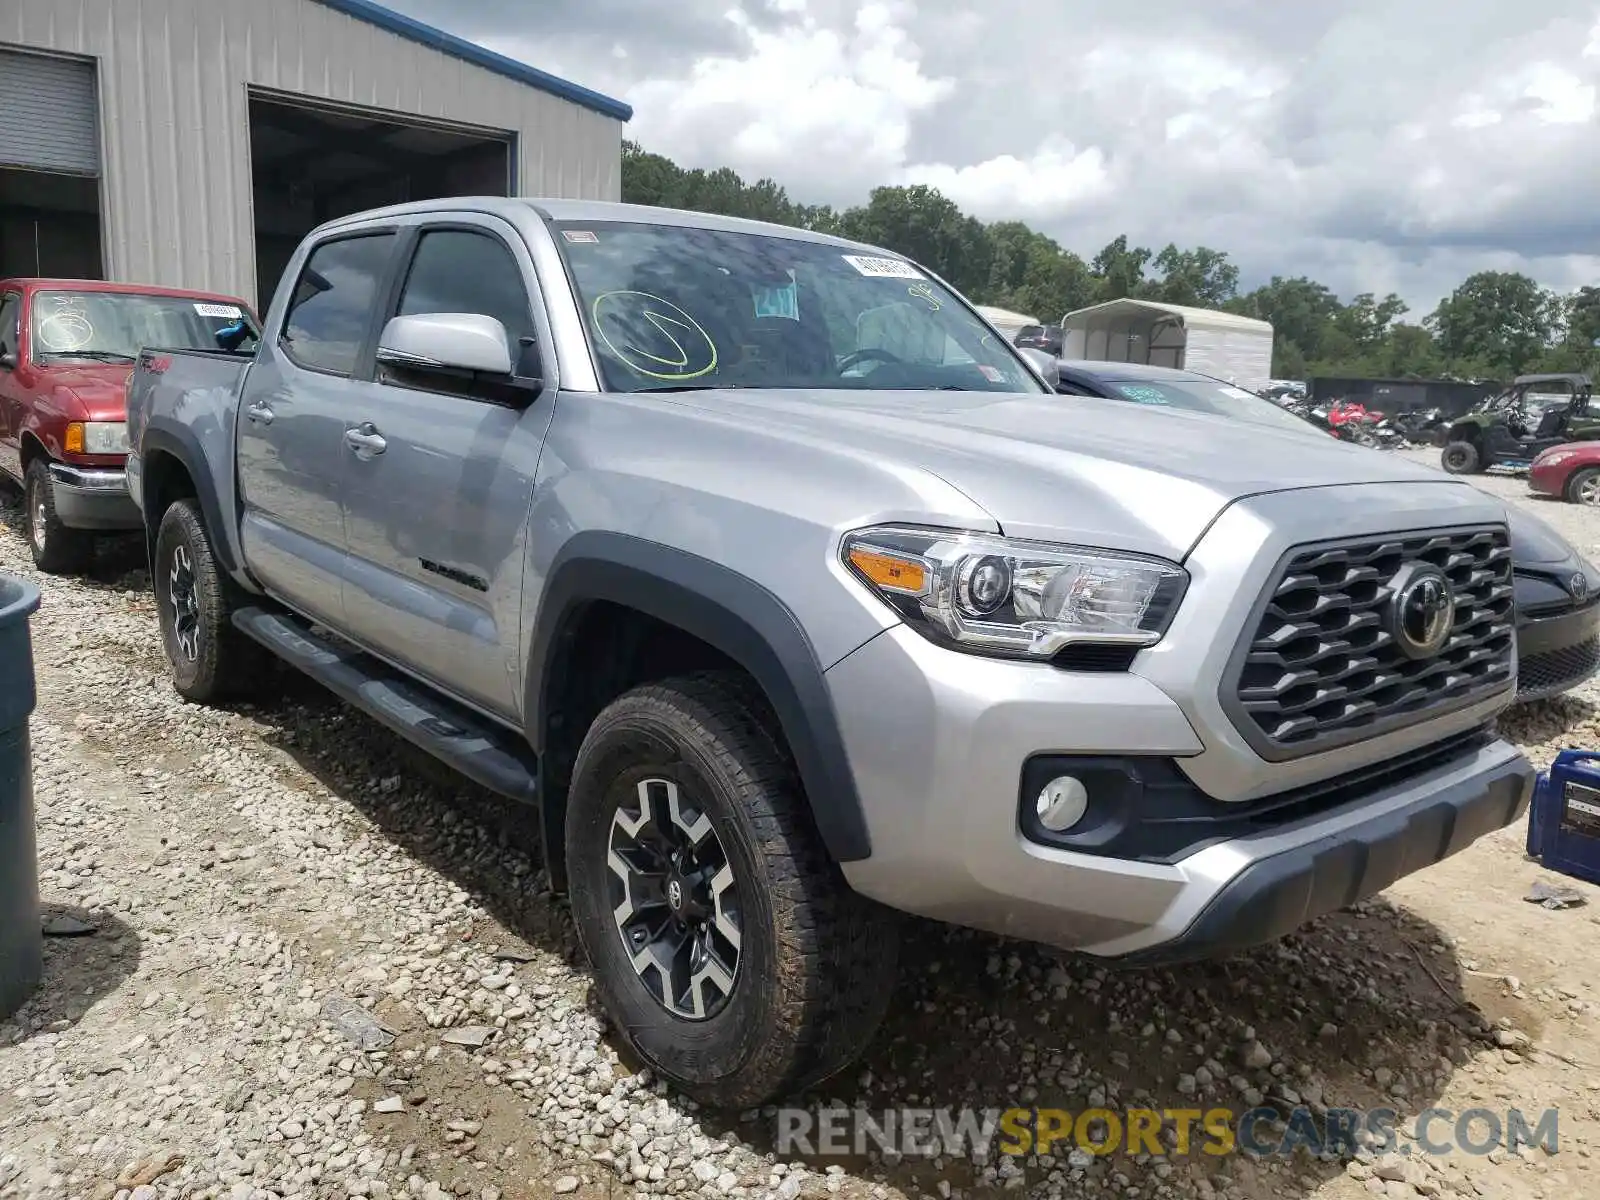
671, 388, 1465, 559
38, 363, 131, 422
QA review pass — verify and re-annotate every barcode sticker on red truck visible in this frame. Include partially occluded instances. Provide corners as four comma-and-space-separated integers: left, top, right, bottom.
194, 303, 243, 319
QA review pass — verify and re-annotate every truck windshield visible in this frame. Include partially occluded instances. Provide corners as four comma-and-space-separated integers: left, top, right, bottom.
30, 290, 260, 364
1099, 376, 1321, 437
553, 221, 1045, 394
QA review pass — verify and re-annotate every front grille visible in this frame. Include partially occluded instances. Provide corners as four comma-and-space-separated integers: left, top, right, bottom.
1225, 526, 1516, 759
1518, 634, 1600, 699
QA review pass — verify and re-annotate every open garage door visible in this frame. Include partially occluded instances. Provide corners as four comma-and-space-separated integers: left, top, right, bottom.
0, 47, 103, 279
248, 93, 514, 310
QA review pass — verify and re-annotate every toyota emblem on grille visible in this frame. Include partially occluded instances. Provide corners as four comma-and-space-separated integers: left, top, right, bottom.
1571, 572, 1590, 601
1388, 563, 1456, 660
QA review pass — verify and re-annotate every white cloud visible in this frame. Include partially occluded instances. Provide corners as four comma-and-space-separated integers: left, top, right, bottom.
625, 3, 953, 197
900, 142, 1111, 217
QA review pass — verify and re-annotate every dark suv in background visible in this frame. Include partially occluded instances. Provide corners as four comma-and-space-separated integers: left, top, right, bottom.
1014, 323, 1063, 355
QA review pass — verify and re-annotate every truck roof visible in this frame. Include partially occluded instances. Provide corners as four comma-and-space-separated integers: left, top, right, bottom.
312, 196, 897, 256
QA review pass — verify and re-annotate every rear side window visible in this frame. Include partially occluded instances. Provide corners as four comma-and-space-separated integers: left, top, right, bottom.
281, 233, 395, 376
396, 229, 533, 347
0, 292, 19, 362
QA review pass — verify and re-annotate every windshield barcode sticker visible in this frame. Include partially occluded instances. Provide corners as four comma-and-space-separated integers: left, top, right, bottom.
842, 255, 924, 280
194, 303, 243, 319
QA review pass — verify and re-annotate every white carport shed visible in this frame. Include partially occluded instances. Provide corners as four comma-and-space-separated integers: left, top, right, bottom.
1061, 299, 1274, 393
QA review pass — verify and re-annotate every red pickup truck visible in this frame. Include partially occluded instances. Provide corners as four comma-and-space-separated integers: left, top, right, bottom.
0, 279, 259, 572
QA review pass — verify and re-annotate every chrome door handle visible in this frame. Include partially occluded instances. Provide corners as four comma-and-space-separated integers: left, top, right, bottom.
344, 423, 387, 456
244, 401, 274, 425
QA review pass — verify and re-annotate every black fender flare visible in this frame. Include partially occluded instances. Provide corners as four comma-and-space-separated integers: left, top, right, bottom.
139, 421, 241, 577
526, 531, 872, 865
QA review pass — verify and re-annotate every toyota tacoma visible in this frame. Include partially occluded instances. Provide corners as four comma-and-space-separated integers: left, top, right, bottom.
126, 199, 1534, 1107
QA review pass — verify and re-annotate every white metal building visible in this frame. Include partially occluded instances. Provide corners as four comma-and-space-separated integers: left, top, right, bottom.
1, 0, 631, 307
1061, 298, 1275, 393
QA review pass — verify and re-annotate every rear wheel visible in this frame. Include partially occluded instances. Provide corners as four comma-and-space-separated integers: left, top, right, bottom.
564, 673, 898, 1107
23, 459, 94, 574
153, 499, 271, 703
1441, 440, 1481, 474
1566, 467, 1600, 506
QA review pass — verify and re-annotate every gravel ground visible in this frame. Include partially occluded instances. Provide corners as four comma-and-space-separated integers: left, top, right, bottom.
2, 467, 1599, 1200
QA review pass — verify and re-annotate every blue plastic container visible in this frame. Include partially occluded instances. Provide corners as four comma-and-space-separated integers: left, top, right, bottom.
0, 574, 41, 1021
1527, 749, 1600, 887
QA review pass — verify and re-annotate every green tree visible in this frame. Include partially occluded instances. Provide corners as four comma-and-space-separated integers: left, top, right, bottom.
1229, 277, 1342, 376
1151, 245, 1239, 308
836, 185, 992, 295
1426, 271, 1561, 376
1090, 235, 1153, 302
1334, 292, 1408, 350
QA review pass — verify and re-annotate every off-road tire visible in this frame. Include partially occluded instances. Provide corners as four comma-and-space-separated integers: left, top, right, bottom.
23, 459, 94, 574
154, 499, 271, 703
565, 672, 898, 1108
1441, 440, 1481, 474
1566, 467, 1600, 506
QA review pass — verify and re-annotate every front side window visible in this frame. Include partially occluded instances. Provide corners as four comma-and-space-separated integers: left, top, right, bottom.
553, 221, 1044, 394
281, 233, 395, 376
29, 290, 260, 364
397, 229, 533, 345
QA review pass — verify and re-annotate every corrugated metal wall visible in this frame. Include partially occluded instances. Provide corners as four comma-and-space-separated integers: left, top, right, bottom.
2, 0, 624, 301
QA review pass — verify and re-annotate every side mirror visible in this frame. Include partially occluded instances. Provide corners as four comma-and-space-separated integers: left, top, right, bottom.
0, 350, 14, 369
1018, 346, 1059, 388
377, 313, 514, 377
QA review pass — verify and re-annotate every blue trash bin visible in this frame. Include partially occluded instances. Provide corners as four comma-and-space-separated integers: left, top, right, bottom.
0, 574, 41, 1021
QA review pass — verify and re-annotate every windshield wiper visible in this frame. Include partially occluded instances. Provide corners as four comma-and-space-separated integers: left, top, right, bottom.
632, 384, 722, 393
39, 350, 137, 364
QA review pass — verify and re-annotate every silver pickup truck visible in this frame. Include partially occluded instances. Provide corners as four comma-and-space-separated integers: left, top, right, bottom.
127, 198, 1534, 1108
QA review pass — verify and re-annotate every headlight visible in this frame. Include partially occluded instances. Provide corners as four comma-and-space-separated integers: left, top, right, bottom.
64, 421, 129, 455
842, 525, 1188, 659
1538, 451, 1573, 467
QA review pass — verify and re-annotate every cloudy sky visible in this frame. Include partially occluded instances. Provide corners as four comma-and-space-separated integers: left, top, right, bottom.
390, 0, 1600, 317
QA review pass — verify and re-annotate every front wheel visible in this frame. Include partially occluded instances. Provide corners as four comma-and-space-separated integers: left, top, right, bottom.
23, 459, 94, 574
1566, 467, 1600, 506
1441, 440, 1481, 474
564, 673, 898, 1108
153, 499, 271, 703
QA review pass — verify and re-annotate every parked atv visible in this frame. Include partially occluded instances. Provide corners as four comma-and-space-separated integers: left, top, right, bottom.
1440, 373, 1597, 474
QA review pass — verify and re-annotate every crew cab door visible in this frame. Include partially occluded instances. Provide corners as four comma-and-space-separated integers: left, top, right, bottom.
338, 217, 556, 719
235, 230, 399, 627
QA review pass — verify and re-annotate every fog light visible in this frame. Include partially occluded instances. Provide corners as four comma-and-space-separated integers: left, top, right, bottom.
1036, 775, 1089, 832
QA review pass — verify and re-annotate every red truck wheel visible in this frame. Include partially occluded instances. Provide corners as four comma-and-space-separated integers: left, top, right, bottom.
23, 460, 94, 575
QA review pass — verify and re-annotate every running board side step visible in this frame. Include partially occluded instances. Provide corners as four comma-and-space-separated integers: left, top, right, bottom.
232, 606, 539, 804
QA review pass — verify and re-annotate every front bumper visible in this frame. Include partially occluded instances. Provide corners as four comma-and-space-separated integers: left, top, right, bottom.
1527, 460, 1568, 497
1516, 600, 1600, 700
829, 625, 1534, 959
47, 463, 142, 532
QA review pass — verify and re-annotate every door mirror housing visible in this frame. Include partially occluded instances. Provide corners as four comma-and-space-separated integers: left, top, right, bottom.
377, 313, 515, 377
1018, 346, 1059, 388
0, 350, 15, 369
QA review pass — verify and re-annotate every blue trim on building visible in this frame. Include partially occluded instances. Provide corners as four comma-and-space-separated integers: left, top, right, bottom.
313, 0, 633, 122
